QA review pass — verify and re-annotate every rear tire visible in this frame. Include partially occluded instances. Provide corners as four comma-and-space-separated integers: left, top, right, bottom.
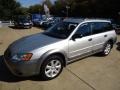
40, 55, 63, 80
101, 42, 112, 56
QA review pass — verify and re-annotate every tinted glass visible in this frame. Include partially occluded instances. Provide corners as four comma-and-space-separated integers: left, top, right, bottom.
92, 22, 113, 34
76, 23, 91, 37
44, 21, 78, 39
103, 22, 113, 31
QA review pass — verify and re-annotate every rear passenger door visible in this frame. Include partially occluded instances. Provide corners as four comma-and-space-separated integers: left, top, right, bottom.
91, 22, 112, 52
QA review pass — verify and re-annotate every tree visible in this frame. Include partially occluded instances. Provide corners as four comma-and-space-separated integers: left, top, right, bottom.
51, 0, 120, 18
14, 7, 29, 16
51, 0, 66, 16
0, 0, 21, 20
28, 4, 43, 14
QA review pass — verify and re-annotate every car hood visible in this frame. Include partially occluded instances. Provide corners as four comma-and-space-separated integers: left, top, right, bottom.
9, 33, 61, 54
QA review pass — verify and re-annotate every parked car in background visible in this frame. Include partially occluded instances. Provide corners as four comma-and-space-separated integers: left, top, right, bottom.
32, 15, 47, 27
4, 18, 117, 80
31, 14, 42, 26
39, 17, 53, 26
14, 16, 33, 29
42, 17, 63, 29
34, 16, 63, 28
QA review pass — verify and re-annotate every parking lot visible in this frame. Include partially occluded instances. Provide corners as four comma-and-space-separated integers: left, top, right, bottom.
0, 26, 120, 90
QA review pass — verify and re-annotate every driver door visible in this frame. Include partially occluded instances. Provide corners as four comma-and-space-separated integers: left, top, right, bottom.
68, 23, 93, 60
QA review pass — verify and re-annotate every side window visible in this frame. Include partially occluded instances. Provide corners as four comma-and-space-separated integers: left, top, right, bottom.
102, 22, 113, 31
75, 23, 91, 37
92, 22, 113, 35
92, 22, 104, 34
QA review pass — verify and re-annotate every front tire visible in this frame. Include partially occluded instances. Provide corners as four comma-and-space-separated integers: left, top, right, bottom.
40, 55, 63, 80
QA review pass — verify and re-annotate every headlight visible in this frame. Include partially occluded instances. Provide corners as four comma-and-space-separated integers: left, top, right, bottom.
12, 53, 33, 61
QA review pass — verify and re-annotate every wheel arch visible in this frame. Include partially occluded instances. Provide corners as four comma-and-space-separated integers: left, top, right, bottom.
36, 50, 67, 74
107, 38, 114, 48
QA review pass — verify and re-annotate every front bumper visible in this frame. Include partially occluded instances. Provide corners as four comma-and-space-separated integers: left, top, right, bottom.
4, 57, 39, 77
15, 24, 32, 28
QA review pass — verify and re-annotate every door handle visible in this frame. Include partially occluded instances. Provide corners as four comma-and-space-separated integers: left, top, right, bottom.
88, 38, 92, 41
104, 35, 107, 37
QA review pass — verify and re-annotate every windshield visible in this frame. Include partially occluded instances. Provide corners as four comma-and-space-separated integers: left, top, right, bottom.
43, 21, 78, 39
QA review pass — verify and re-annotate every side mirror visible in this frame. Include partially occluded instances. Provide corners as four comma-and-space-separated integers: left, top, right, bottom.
72, 34, 83, 40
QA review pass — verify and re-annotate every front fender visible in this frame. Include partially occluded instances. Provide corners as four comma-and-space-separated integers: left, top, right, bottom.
35, 49, 68, 73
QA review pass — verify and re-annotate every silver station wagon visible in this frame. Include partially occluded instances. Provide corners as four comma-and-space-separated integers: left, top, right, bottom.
4, 18, 117, 80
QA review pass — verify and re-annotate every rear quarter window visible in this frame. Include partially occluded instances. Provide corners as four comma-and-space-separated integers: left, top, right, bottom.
92, 22, 113, 35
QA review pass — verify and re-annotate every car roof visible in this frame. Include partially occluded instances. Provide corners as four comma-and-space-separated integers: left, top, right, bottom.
84, 18, 111, 23
64, 18, 111, 24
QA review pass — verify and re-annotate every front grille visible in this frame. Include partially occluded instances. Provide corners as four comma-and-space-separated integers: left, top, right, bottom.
4, 49, 11, 60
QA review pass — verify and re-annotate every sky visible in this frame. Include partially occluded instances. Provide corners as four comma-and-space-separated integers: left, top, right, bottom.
17, 0, 55, 7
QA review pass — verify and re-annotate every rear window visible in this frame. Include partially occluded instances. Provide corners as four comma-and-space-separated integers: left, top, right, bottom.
92, 22, 113, 34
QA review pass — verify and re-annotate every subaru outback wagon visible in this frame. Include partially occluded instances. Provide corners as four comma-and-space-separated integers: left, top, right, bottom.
4, 18, 117, 80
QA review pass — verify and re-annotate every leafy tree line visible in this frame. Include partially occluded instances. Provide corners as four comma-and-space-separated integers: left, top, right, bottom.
0, 0, 120, 20
51, 0, 120, 19
0, 0, 53, 20
0, 0, 21, 20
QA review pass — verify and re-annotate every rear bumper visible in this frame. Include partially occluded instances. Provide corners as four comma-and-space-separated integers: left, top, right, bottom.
113, 35, 117, 44
4, 57, 39, 77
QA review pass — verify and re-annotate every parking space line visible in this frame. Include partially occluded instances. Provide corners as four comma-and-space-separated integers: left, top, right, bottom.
65, 67, 96, 90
